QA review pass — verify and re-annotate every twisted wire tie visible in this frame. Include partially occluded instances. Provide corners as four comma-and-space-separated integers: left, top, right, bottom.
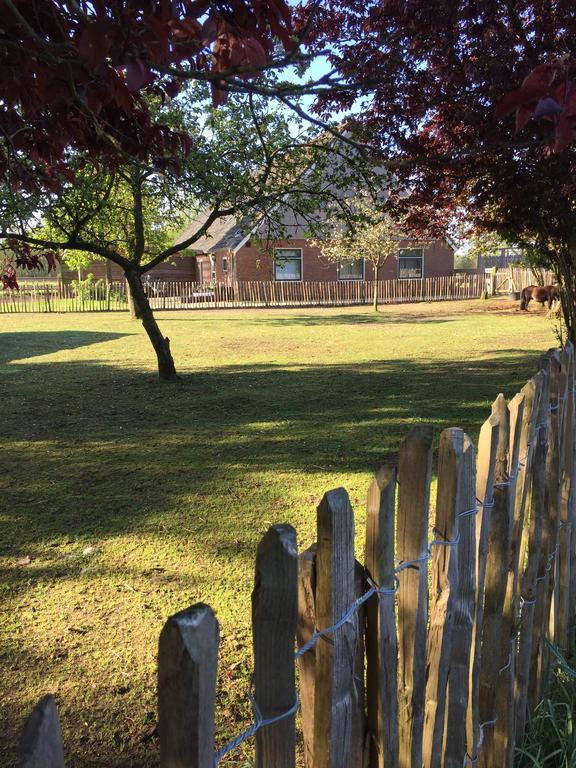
498, 599, 529, 677
465, 718, 498, 764
535, 544, 561, 582
520, 595, 537, 607
214, 499, 498, 764
213, 691, 300, 764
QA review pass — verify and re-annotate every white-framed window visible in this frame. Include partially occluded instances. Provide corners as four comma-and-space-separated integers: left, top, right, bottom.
274, 248, 303, 281
338, 259, 364, 281
222, 256, 228, 273
398, 247, 424, 279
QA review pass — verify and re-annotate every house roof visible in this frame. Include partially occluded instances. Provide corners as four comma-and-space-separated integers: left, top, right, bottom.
174, 210, 250, 254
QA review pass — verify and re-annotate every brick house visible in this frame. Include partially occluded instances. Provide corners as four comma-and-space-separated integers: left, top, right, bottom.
64, 209, 454, 284
171, 209, 455, 284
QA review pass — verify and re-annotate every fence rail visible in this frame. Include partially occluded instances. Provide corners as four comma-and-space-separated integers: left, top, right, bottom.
1, 274, 487, 313
19, 344, 576, 768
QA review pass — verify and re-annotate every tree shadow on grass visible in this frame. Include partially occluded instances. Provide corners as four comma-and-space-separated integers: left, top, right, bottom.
157, 310, 455, 327
0, 331, 134, 365
1, 346, 543, 551
0, 345, 548, 767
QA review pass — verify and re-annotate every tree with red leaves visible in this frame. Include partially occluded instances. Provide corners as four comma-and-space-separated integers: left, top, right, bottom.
309, 1, 576, 338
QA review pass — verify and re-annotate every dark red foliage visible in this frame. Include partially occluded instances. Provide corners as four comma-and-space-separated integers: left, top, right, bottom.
0, 0, 296, 287
1, 240, 59, 289
0, 1, 295, 191
307, 1, 576, 241
496, 60, 576, 152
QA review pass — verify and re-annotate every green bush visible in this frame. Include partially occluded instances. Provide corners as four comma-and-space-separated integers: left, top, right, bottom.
70, 273, 104, 301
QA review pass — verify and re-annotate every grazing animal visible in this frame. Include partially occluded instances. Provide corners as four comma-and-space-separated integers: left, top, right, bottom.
520, 284, 559, 311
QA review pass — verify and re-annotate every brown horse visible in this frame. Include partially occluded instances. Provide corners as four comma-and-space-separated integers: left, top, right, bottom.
520, 284, 560, 311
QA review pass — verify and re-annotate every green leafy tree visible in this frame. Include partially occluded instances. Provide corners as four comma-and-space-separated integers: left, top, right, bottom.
1, 86, 388, 379
311, 197, 421, 311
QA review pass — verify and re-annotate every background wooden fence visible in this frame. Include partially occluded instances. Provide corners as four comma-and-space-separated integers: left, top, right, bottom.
1, 274, 489, 313
19, 343, 576, 767
3, 268, 557, 314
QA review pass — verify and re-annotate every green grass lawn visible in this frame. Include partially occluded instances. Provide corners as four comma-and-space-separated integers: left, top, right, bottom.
0, 299, 556, 766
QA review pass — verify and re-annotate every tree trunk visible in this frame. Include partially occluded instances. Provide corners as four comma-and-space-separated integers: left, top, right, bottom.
556, 249, 576, 345
124, 269, 178, 381
126, 277, 142, 319
372, 266, 379, 311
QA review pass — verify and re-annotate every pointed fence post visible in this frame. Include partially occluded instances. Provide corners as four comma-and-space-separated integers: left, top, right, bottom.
546, 351, 563, 649
479, 394, 512, 768
493, 391, 525, 768
423, 429, 463, 768
557, 343, 574, 651
445, 432, 476, 768
20, 695, 65, 768
515, 372, 546, 745
365, 466, 398, 768
158, 603, 219, 768
529, 357, 554, 710
466, 413, 499, 761
314, 488, 357, 768
396, 425, 433, 768
297, 544, 317, 768
252, 524, 298, 768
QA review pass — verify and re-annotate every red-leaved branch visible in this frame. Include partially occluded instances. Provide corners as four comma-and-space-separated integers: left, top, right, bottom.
496, 59, 576, 153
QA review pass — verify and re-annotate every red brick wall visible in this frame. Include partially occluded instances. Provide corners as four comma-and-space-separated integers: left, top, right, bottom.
62, 239, 453, 284
62, 255, 198, 282
235, 238, 453, 282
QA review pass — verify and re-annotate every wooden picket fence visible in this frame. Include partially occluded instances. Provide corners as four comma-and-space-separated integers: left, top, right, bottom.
1, 273, 486, 313
0, 280, 128, 313
19, 344, 576, 768
489, 267, 556, 294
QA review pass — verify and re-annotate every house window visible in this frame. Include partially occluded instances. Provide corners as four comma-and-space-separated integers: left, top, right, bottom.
338, 259, 364, 281
222, 256, 228, 273
274, 248, 302, 281
398, 247, 424, 279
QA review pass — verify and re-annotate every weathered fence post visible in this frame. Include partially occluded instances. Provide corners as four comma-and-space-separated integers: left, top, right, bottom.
444, 432, 476, 768
541, 351, 562, 690
529, 355, 554, 711
396, 425, 433, 768
297, 544, 317, 768
423, 429, 463, 768
479, 394, 512, 768
158, 603, 219, 768
493, 391, 525, 768
515, 372, 546, 744
466, 413, 499, 760
20, 695, 65, 768
314, 488, 357, 768
252, 524, 298, 768
365, 466, 398, 768
557, 343, 574, 651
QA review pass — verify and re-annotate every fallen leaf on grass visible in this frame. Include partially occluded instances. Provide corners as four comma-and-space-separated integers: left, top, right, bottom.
16, 556, 32, 567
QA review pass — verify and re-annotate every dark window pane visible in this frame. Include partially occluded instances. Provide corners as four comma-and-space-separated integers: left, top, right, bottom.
338, 260, 364, 280
398, 248, 423, 279
274, 249, 302, 281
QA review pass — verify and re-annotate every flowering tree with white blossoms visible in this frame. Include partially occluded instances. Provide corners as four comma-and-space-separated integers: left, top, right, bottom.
312, 197, 423, 311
